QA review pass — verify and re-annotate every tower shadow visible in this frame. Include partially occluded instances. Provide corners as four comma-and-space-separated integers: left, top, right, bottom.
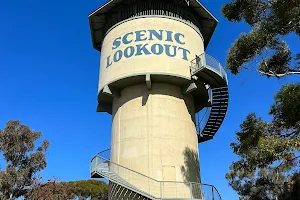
181, 147, 201, 198
181, 147, 200, 183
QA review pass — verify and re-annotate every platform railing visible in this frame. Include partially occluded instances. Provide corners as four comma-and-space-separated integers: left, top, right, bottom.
91, 149, 222, 200
190, 53, 228, 85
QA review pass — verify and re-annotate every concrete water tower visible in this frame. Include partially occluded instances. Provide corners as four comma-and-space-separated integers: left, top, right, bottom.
89, 0, 228, 199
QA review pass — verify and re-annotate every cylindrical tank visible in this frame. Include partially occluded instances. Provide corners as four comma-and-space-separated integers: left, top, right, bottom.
88, 0, 221, 198
98, 17, 204, 92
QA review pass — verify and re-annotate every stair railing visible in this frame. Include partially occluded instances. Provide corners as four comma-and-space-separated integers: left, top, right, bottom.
91, 149, 222, 200
190, 53, 228, 84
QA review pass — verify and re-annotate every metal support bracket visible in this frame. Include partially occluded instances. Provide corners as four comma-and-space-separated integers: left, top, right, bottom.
103, 85, 120, 98
182, 82, 197, 94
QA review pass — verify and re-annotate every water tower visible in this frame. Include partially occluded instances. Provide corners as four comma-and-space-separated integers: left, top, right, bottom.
89, 0, 228, 199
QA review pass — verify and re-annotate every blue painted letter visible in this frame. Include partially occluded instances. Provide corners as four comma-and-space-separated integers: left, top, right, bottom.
174, 33, 185, 45
151, 44, 164, 55
135, 30, 147, 42
112, 37, 122, 50
124, 46, 135, 58
135, 44, 151, 56
123, 32, 134, 45
113, 50, 123, 62
105, 55, 113, 68
164, 44, 177, 57
149, 30, 163, 41
165, 31, 174, 42
178, 47, 190, 61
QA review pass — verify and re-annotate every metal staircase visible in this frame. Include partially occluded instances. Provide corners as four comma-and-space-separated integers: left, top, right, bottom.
91, 149, 222, 200
92, 160, 154, 199
190, 53, 229, 143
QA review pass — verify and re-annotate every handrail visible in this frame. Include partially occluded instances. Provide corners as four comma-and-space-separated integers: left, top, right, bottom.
190, 53, 228, 85
95, 149, 204, 185
91, 148, 111, 162
94, 154, 160, 183
91, 149, 222, 200
202, 183, 222, 199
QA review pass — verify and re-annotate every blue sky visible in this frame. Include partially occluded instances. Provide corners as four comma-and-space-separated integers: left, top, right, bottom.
0, 0, 299, 199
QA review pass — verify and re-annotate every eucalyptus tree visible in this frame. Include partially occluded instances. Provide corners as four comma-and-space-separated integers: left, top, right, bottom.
222, 1, 300, 199
222, 0, 300, 78
0, 120, 49, 199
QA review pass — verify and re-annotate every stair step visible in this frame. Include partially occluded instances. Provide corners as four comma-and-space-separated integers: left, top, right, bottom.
207, 128, 218, 131
211, 107, 228, 110
203, 130, 213, 134
210, 112, 226, 116
213, 95, 228, 98
213, 87, 228, 92
210, 113, 226, 116
209, 116, 225, 120
206, 123, 221, 127
212, 99, 229, 103
212, 96, 228, 100
212, 90, 228, 94
211, 110, 227, 113
205, 127, 218, 132
212, 101, 229, 104
212, 93, 228, 97
206, 124, 217, 128
211, 104, 228, 108
211, 109, 227, 112
212, 97, 229, 101
198, 135, 213, 139
212, 104, 228, 107
213, 87, 228, 91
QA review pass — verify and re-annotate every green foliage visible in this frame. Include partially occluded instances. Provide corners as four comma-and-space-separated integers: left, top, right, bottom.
66, 180, 108, 200
26, 179, 108, 200
226, 84, 300, 199
222, 0, 300, 77
25, 177, 74, 200
279, 172, 300, 200
270, 83, 300, 133
0, 120, 49, 199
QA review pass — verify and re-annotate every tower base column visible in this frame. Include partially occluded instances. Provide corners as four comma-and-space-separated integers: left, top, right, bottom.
110, 83, 200, 198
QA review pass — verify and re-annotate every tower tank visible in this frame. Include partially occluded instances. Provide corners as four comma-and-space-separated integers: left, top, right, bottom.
89, 1, 228, 199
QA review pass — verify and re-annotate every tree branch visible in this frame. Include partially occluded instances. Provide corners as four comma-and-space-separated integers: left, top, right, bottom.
275, 156, 300, 171
258, 70, 300, 78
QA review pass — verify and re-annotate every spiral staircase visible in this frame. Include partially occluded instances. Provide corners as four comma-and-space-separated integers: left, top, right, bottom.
190, 53, 229, 143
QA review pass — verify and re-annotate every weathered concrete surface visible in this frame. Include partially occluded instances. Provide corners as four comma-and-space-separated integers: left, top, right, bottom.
110, 83, 200, 198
